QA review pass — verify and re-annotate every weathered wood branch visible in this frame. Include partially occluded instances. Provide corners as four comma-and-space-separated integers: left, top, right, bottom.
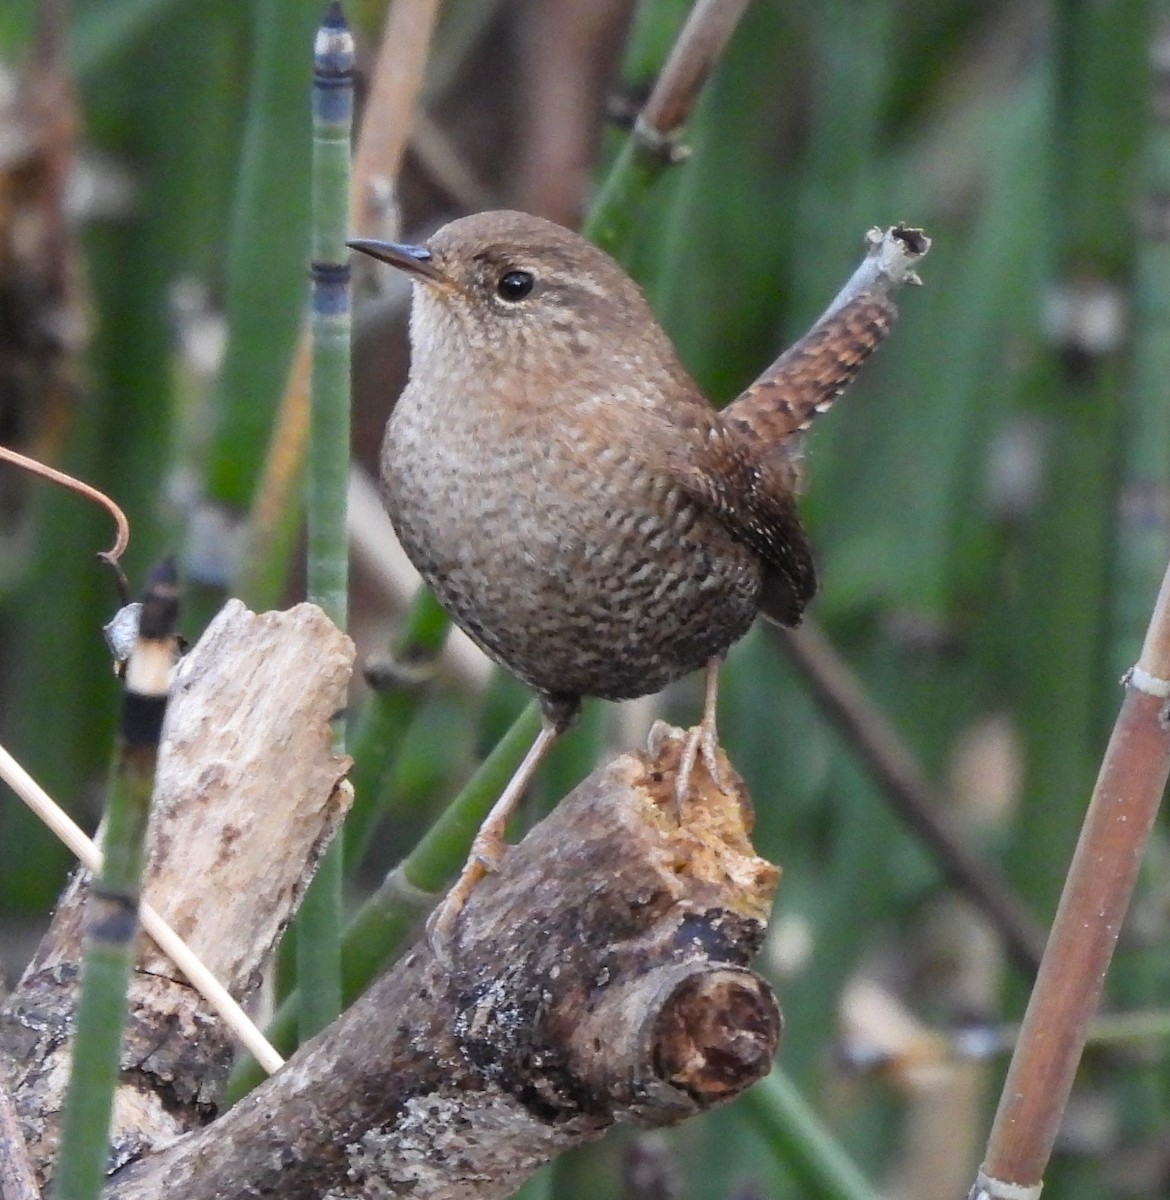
3, 598, 781, 1199
0, 601, 354, 1187
108, 725, 781, 1200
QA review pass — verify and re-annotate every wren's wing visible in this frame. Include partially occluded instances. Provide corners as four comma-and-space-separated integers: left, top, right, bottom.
669, 417, 817, 627
722, 224, 929, 450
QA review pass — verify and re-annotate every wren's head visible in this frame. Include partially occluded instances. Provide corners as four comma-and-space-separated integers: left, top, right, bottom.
349, 210, 685, 381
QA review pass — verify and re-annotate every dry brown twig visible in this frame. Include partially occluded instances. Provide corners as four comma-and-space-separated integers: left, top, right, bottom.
0, 444, 129, 594
349, 0, 443, 237
970, 556, 1170, 1200
636, 0, 752, 158
777, 620, 1047, 976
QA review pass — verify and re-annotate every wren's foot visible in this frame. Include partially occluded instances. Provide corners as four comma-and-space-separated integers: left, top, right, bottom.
425, 829, 508, 966
674, 657, 728, 807
674, 721, 727, 804
424, 717, 563, 970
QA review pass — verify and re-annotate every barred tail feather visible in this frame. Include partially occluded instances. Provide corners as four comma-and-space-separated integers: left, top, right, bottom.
723, 294, 896, 447
724, 224, 929, 450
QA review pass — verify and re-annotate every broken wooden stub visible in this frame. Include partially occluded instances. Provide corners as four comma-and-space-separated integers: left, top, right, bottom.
108, 723, 781, 1200
0, 600, 354, 1186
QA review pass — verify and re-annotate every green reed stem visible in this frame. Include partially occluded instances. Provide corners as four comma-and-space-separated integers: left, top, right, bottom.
296, 1, 354, 1042
52, 561, 179, 1200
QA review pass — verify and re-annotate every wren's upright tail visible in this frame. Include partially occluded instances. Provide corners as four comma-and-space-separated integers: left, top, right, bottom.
723, 224, 930, 453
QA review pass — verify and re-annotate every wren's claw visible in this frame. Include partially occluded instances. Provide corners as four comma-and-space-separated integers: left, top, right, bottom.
425, 835, 503, 968
674, 720, 728, 807
425, 876, 476, 970
673, 656, 727, 807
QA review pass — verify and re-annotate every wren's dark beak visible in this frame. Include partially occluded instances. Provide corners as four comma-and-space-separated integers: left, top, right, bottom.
347, 238, 450, 286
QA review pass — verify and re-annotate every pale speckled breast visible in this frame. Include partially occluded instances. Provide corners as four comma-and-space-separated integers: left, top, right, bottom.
381, 383, 763, 706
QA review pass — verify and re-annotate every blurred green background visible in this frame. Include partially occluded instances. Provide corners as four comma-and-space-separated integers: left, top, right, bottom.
2, 0, 1169, 1197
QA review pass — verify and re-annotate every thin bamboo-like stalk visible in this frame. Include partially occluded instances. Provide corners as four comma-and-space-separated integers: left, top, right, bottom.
344, 588, 450, 866
744, 1068, 878, 1200
296, 2, 355, 1041
236, 0, 443, 610
972, 559, 1170, 1197
51, 561, 179, 1200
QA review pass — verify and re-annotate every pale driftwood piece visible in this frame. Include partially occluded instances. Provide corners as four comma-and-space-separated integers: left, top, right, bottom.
0, 601, 354, 1186
108, 726, 781, 1200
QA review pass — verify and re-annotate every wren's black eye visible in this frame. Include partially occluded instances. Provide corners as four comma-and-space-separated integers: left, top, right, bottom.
497, 270, 535, 302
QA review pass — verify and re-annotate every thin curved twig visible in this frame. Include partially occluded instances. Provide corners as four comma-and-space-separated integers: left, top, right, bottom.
0, 444, 130, 601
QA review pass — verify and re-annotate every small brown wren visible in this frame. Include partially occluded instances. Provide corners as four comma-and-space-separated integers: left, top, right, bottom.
350, 210, 927, 951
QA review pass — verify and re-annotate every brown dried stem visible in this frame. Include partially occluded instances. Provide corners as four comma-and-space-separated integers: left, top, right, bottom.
350, 0, 443, 236
776, 621, 1046, 975
971, 558, 1170, 1200
104, 728, 779, 1200
638, 0, 752, 153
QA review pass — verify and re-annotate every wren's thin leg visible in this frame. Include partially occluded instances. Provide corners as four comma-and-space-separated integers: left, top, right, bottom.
675, 656, 726, 803
427, 708, 571, 963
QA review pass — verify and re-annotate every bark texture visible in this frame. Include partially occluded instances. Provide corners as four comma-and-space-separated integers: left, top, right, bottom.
0, 601, 354, 1186
108, 724, 781, 1200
